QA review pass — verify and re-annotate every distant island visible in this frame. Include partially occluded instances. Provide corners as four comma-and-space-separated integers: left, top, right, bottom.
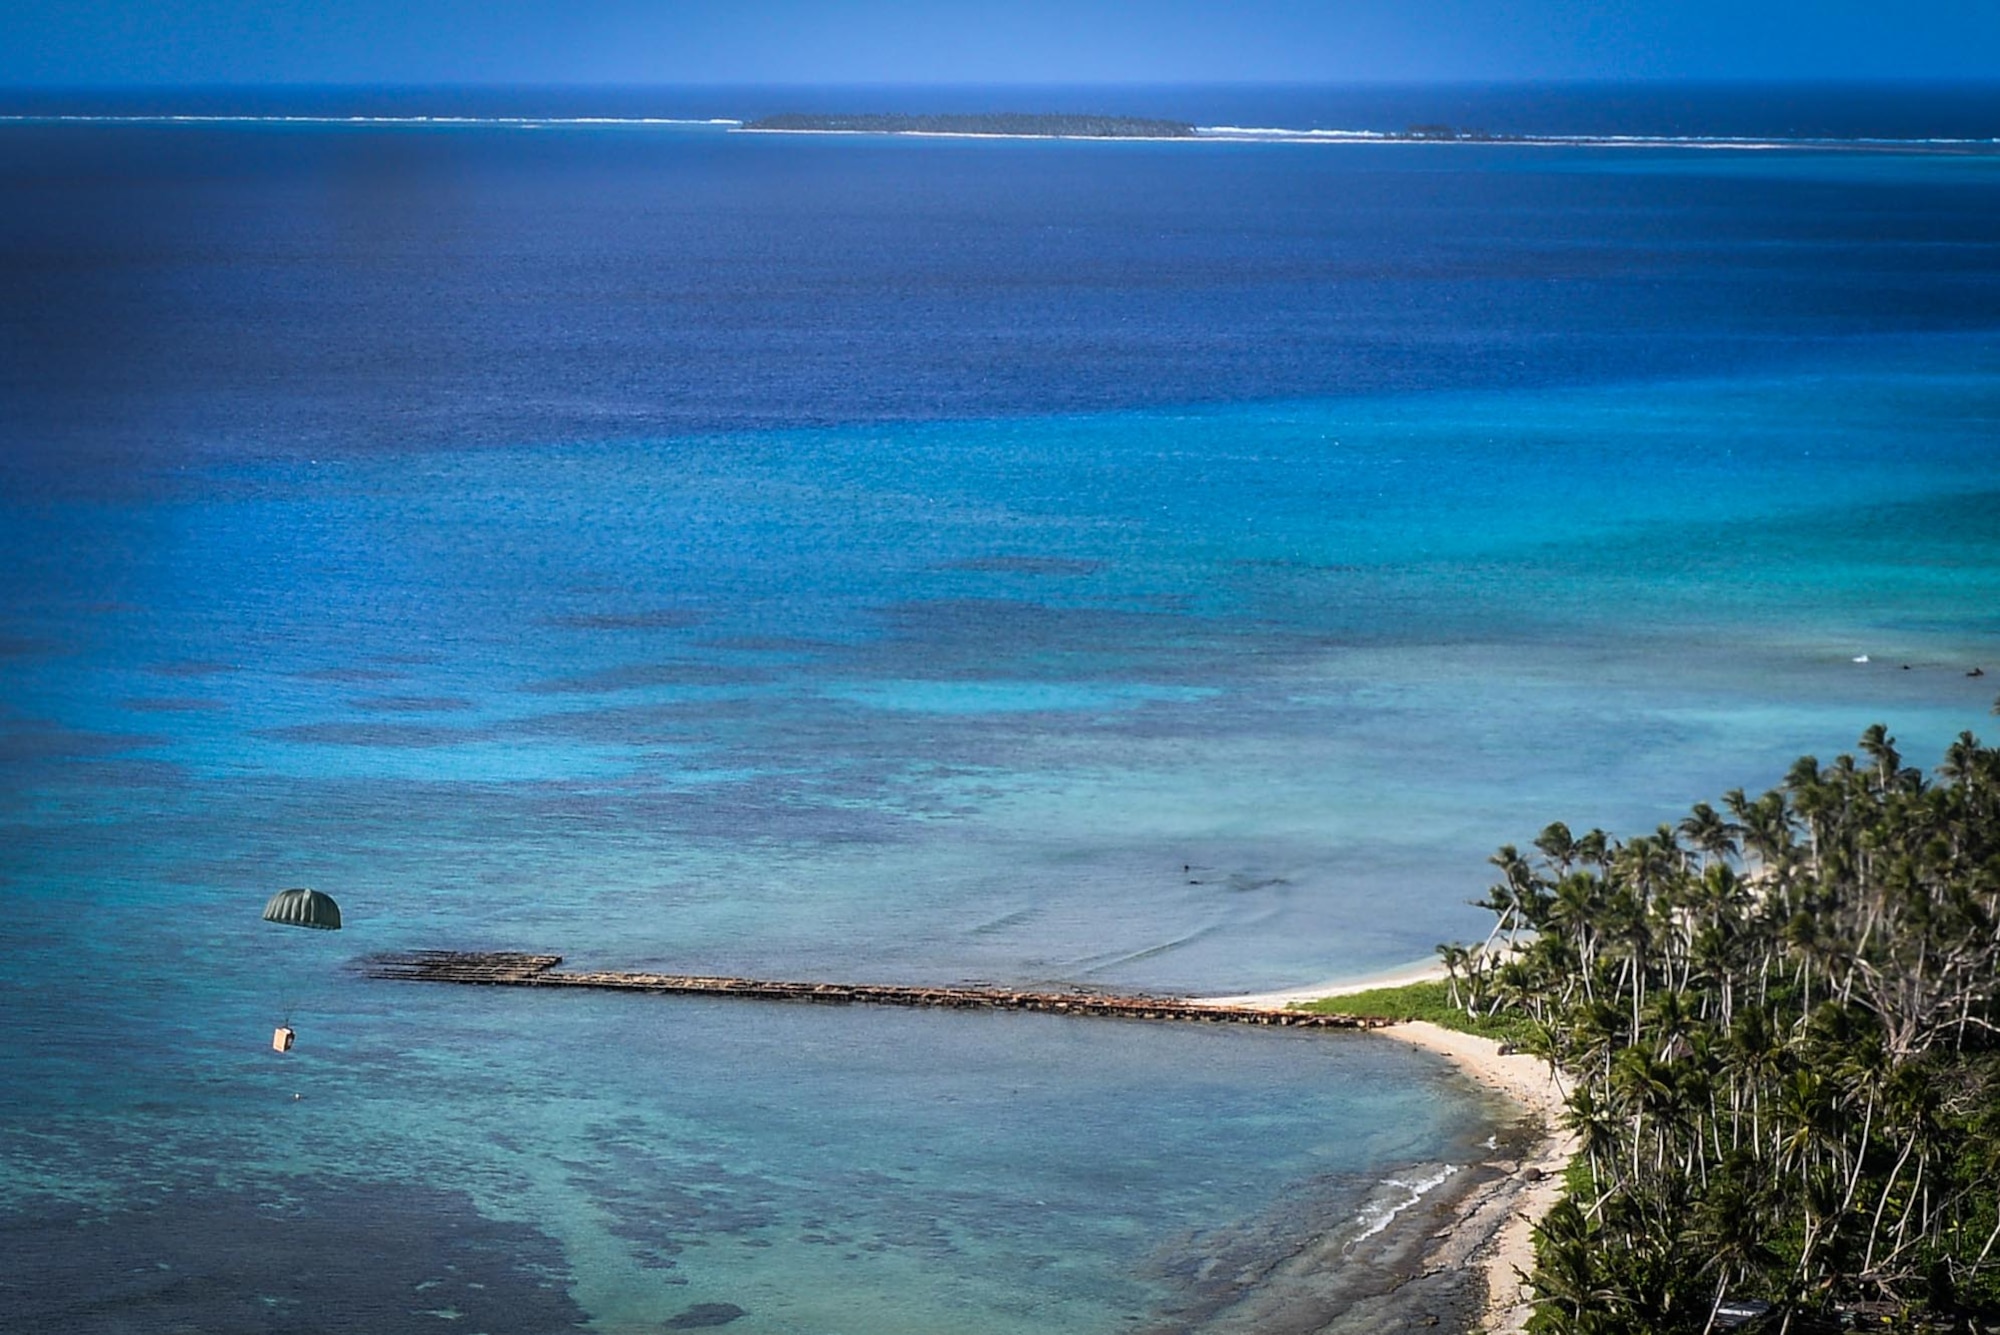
1396, 123, 1509, 141
739, 113, 1198, 139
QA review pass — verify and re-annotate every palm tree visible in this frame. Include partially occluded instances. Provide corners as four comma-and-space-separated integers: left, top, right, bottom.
1575, 826, 1610, 870
1679, 801, 1741, 871
1536, 820, 1579, 874
1695, 1167, 1780, 1334
1739, 793, 1796, 879
1563, 1083, 1623, 1196
1436, 942, 1471, 1010
1940, 730, 1983, 793
1530, 1197, 1623, 1331
1858, 724, 1902, 794
1548, 872, 1606, 992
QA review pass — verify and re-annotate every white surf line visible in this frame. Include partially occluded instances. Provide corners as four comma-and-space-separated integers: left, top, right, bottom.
11, 115, 1988, 151
1349, 1165, 1459, 1244
729, 126, 1200, 142
727, 125, 2000, 153
1194, 126, 2000, 150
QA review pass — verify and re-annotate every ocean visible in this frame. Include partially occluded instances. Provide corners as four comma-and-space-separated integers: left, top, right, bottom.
3, 84, 1998, 1333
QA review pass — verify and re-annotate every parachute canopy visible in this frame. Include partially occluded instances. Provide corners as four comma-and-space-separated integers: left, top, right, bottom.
262, 887, 342, 931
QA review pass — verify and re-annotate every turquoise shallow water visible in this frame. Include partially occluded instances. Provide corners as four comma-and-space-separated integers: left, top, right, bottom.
4, 121, 1999, 1331
7, 341, 1997, 991
3, 964, 1504, 1334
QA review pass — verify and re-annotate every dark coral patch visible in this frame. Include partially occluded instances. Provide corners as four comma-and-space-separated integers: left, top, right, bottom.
147, 659, 238, 678
0, 1181, 588, 1334
290, 666, 407, 683
348, 696, 476, 714
122, 696, 227, 713
256, 722, 475, 748
549, 609, 705, 631
520, 662, 768, 695
942, 556, 1104, 576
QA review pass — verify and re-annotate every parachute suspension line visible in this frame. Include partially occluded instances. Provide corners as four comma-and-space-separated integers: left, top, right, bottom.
261, 888, 343, 1048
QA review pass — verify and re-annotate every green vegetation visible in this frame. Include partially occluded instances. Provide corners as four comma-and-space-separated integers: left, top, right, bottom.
739, 113, 1198, 139
1297, 979, 1540, 1047
1446, 725, 2000, 1333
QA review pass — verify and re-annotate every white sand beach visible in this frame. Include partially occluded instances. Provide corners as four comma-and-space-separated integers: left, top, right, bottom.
1190, 958, 1450, 1010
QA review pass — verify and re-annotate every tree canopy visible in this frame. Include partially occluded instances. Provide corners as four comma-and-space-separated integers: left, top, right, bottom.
1447, 726, 2000, 1333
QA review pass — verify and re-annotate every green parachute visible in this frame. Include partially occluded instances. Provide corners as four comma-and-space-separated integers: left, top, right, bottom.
262, 887, 343, 931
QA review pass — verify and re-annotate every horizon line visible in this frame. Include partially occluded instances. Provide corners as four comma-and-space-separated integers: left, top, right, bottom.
7, 75, 2000, 93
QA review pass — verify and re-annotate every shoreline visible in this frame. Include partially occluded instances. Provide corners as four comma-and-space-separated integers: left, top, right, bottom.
1146, 1155, 1504, 1335
1373, 1021, 1573, 1334
1201, 964, 1570, 1333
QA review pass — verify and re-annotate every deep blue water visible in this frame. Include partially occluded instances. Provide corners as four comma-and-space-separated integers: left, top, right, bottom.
3, 87, 1999, 1333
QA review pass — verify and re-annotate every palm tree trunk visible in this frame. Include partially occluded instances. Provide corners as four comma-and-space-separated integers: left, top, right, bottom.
1838, 1089, 1875, 1215
1890, 1153, 1927, 1258
1701, 1273, 1729, 1335
1863, 1135, 1917, 1275
1974, 1208, 2000, 1269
